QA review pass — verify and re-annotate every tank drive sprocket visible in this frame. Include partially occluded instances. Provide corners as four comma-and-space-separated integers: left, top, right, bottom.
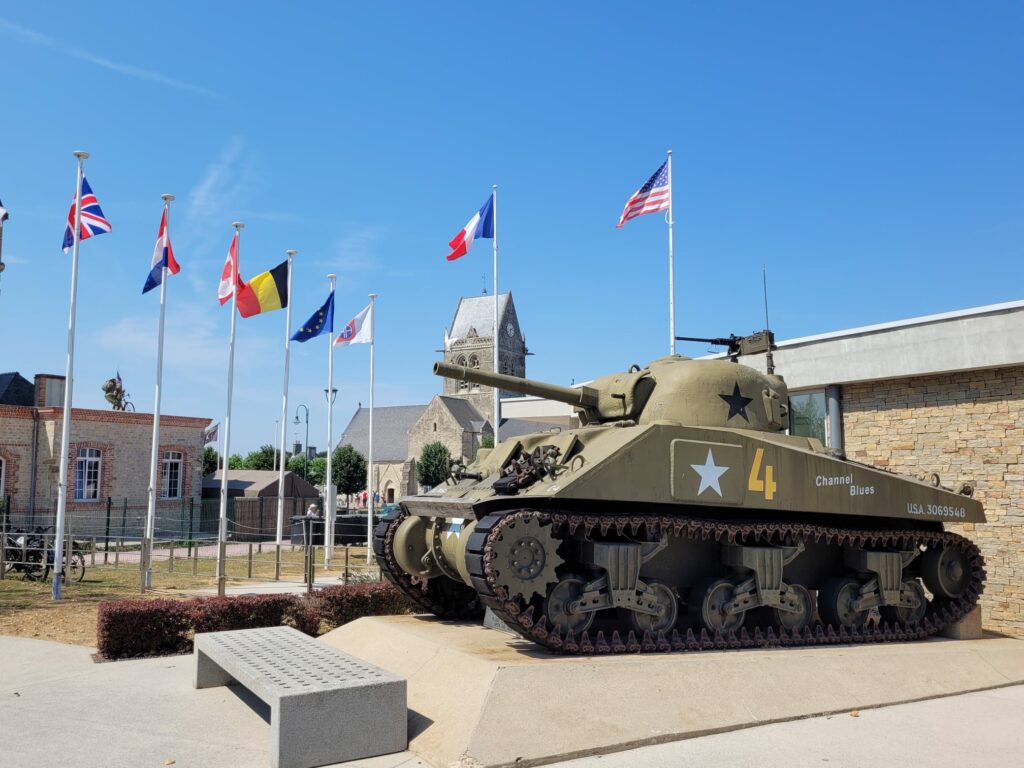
488, 515, 564, 602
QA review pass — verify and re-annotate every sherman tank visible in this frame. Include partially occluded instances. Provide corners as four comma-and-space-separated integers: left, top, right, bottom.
374, 338, 985, 654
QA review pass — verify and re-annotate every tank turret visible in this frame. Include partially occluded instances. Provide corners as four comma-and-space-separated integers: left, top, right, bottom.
434, 355, 789, 431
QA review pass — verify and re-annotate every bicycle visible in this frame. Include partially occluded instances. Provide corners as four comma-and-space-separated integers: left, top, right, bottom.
44, 529, 87, 584
2, 526, 49, 581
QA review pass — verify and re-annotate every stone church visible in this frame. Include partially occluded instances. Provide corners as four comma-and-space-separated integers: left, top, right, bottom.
338, 292, 556, 503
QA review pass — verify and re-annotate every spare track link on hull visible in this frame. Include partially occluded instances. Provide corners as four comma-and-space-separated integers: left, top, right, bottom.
463, 510, 986, 655
373, 512, 483, 620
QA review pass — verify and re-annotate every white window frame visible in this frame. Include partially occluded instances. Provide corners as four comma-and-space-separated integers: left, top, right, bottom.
161, 450, 183, 499
74, 448, 102, 501
0, 457, 6, 500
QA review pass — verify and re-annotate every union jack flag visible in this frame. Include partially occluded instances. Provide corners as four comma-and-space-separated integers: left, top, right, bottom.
615, 160, 670, 228
62, 177, 111, 252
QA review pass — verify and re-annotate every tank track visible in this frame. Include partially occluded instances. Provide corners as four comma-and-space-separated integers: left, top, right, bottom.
378, 509, 985, 654
473, 510, 985, 654
373, 511, 483, 620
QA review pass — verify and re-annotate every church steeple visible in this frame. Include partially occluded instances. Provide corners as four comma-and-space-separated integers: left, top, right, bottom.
442, 292, 527, 424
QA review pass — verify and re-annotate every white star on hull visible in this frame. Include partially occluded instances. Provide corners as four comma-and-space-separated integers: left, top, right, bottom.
691, 449, 729, 497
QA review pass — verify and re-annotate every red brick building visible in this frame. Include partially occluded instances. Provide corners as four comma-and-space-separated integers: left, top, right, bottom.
0, 372, 210, 529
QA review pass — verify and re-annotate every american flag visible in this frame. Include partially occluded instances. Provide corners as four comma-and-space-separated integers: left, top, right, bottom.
62, 177, 111, 252
616, 160, 670, 228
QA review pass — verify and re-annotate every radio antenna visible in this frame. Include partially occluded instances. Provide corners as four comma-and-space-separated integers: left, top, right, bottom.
762, 264, 775, 374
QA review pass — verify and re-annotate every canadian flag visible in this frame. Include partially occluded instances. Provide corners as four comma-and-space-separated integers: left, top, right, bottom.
217, 232, 245, 304
446, 193, 494, 261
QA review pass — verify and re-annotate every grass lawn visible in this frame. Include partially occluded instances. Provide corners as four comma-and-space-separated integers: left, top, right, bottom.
0, 544, 375, 647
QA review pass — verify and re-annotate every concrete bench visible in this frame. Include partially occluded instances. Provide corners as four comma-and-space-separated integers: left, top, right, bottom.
194, 626, 406, 768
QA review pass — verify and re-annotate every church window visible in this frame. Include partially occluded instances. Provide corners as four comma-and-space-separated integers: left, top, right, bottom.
468, 355, 480, 368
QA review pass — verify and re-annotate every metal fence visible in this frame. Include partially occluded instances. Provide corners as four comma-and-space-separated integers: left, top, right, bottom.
0, 496, 383, 588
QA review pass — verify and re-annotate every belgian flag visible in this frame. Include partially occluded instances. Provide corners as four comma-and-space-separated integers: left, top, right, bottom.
238, 260, 289, 318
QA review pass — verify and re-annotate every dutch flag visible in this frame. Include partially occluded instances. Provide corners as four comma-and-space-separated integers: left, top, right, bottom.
142, 208, 180, 293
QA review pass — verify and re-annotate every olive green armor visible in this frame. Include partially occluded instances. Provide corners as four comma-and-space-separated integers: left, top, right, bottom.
374, 353, 984, 654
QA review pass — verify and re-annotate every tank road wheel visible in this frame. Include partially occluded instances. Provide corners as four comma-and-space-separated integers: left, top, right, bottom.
818, 577, 868, 629
696, 578, 745, 633
773, 583, 814, 632
629, 580, 679, 635
880, 579, 928, 626
920, 545, 970, 599
544, 576, 594, 634
491, 515, 564, 602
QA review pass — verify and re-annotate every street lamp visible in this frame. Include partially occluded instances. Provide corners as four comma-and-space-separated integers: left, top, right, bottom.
293, 404, 310, 481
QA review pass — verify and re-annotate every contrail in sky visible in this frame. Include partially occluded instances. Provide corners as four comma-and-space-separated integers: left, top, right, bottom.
0, 18, 217, 98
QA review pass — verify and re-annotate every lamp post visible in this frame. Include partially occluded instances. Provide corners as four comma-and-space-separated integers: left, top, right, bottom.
293, 404, 310, 481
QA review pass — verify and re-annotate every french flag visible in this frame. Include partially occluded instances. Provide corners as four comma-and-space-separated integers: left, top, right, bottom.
142, 208, 180, 294
446, 193, 494, 261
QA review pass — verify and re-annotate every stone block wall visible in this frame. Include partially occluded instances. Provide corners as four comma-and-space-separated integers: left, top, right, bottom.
408, 398, 474, 464
842, 365, 1024, 637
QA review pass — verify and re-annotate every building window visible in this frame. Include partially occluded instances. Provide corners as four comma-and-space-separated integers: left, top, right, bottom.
161, 451, 183, 499
789, 391, 827, 445
74, 448, 101, 501
468, 354, 480, 369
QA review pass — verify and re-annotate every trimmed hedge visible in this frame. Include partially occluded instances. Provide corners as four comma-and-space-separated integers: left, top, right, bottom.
313, 582, 414, 630
96, 582, 411, 660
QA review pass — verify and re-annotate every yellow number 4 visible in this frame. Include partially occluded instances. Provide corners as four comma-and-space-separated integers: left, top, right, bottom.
748, 448, 777, 500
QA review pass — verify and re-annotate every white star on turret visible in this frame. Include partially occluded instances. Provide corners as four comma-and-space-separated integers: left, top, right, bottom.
691, 449, 729, 497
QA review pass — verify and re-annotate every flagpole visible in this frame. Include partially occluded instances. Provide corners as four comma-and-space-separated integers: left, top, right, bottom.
275, 249, 296, 580
667, 149, 676, 356
366, 293, 377, 562
216, 222, 244, 597
142, 193, 174, 592
52, 149, 88, 601
492, 184, 500, 443
324, 274, 337, 570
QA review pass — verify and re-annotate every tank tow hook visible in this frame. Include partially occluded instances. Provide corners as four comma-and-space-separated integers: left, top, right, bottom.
569, 536, 669, 616
844, 549, 921, 611
721, 543, 806, 615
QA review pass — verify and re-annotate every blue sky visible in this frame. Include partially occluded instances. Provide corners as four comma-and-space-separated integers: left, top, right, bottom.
1, 2, 1021, 455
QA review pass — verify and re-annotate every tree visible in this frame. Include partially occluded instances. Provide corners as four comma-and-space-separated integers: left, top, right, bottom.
286, 454, 308, 477
241, 444, 288, 471
332, 444, 367, 497
228, 454, 245, 470
417, 442, 452, 488
306, 457, 327, 486
203, 447, 219, 476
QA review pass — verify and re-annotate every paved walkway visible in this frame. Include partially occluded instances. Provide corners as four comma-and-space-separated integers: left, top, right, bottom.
1, 634, 1021, 767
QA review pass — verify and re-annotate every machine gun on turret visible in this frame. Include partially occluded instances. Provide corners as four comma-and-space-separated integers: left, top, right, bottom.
675, 329, 777, 372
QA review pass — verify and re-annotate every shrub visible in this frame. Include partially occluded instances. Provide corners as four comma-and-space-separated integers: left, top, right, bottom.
96, 582, 413, 660
189, 594, 301, 634
314, 582, 412, 630
96, 599, 193, 659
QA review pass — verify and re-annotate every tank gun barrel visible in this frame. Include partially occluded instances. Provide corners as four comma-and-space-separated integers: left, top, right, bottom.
433, 362, 599, 409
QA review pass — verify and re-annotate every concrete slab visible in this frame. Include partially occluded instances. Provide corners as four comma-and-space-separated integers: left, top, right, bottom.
0, 636, 424, 768
320, 616, 1024, 768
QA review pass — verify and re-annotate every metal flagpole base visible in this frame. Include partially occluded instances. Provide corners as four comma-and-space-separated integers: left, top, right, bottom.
275, 543, 281, 581
140, 536, 152, 592
216, 538, 227, 596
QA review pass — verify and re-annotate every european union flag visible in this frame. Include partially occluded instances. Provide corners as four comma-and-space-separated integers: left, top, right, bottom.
291, 292, 334, 342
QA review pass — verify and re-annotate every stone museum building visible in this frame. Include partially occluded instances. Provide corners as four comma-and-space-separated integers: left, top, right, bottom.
0, 371, 211, 528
